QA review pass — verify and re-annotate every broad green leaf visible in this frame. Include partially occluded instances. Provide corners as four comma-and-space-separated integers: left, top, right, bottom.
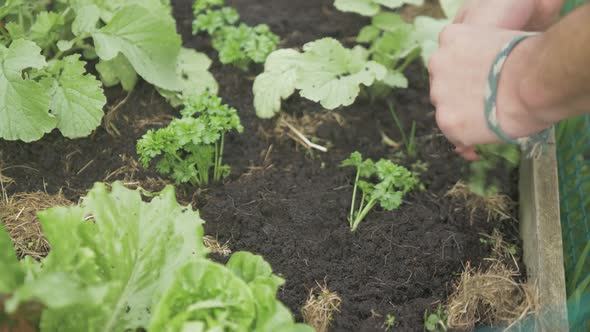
253, 49, 301, 118
29, 12, 64, 50
226, 252, 285, 291
56, 40, 74, 52
8, 182, 206, 332
372, 12, 406, 32
413, 16, 449, 63
148, 260, 257, 332
96, 53, 138, 91
0, 39, 54, 142
381, 70, 408, 88
41, 55, 106, 138
92, 4, 182, 90
334, 0, 424, 16
158, 48, 218, 107
0, 225, 23, 293
440, 0, 465, 19
295, 38, 386, 109
72, 4, 101, 35
357, 25, 381, 43
5, 22, 25, 40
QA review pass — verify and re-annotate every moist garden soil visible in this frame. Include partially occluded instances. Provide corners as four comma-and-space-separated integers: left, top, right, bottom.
0, 0, 519, 331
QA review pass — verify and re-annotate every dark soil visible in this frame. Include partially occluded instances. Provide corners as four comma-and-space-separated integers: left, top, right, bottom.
0, 0, 519, 331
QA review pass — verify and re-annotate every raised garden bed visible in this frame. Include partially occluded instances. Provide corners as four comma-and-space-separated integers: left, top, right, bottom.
0, 0, 568, 330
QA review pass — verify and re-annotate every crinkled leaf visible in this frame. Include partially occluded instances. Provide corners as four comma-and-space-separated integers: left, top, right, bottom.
96, 53, 138, 91
253, 49, 301, 118
226, 252, 285, 291
40, 55, 106, 138
148, 260, 257, 331
29, 12, 64, 49
357, 25, 381, 43
340, 151, 364, 168
440, 0, 465, 19
372, 12, 406, 32
8, 182, 206, 331
92, 4, 182, 90
158, 48, 218, 107
295, 38, 386, 109
72, 4, 101, 35
0, 225, 23, 293
334, 0, 423, 16
5, 22, 25, 40
381, 70, 408, 88
57, 40, 74, 52
413, 16, 449, 64
0, 39, 54, 142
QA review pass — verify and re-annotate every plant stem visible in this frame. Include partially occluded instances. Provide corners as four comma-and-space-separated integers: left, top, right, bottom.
213, 141, 219, 181
217, 133, 225, 180
351, 199, 376, 232
349, 168, 361, 223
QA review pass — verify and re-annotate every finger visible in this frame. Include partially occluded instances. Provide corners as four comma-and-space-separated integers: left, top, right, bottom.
453, 8, 467, 24
459, 147, 480, 161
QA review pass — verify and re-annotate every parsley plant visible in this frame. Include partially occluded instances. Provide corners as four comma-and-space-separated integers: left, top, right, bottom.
137, 93, 243, 186
341, 152, 419, 232
193, 0, 280, 70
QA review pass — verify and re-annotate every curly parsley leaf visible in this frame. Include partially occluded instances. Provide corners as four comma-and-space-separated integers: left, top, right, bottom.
40, 55, 106, 138
0, 39, 54, 142
92, 4, 182, 91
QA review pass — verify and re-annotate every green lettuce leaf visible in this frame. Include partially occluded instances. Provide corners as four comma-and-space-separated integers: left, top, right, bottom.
6, 182, 206, 331
0, 39, 54, 142
96, 53, 138, 91
252, 49, 301, 118
0, 226, 23, 293
295, 39, 386, 110
29, 12, 64, 49
40, 55, 106, 138
92, 4, 182, 91
253, 38, 386, 118
157, 48, 219, 107
334, 0, 424, 16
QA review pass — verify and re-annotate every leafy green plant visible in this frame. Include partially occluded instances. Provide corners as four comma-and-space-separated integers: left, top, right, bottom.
340, 151, 419, 231
383, 313, 396, 331
424, 304, 448, 331
0, 182, 313, 332
253, 38, 387, 118
137, 93, 243, 186
469, 144, 520, 196
0, 0, 216, 142
334, 0, 424, 17
193, 0, 280, 70
388, 103, 417, 158
566, 241, 590, 330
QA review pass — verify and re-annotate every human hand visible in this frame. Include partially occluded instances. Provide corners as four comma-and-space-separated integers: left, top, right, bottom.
455, 0, 563, 30
428, 24, 552, 160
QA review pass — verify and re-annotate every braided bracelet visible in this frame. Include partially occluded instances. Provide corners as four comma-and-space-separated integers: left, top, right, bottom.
484, 34, 551, 158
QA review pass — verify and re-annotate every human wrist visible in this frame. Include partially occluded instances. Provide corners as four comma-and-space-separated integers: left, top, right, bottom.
496, 34, 554, 139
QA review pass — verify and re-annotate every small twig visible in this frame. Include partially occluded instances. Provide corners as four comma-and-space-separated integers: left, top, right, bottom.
282, 120, 327, 152
77, 159, 95, 175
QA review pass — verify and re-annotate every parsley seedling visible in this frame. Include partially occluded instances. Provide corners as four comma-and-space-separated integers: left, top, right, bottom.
340, 152, 419, 232
137, 93, 243, 186
193, 0, 279, 70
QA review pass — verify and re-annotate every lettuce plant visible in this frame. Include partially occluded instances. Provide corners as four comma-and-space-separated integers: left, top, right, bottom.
193, 0, 280, 70
0, 182, 313, 332
253, 38, 387, 118
341, 152, 420, 231
334, 0, 424, 16
0, 0, 217, 142
137, 93, 243, 186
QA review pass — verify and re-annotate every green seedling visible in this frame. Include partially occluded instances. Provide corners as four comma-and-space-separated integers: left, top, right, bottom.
388, 103, 417, 158
137, 93, 243, 186
193, 0, 279, 70
383, 313, 396, 331
424, 304, 448, 331
340, 152, 419, 232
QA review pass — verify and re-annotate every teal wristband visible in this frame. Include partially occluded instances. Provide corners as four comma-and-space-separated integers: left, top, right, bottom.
484, 34, 551, 158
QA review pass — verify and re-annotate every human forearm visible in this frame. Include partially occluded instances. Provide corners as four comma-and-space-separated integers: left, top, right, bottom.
518, 3, 590, 124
